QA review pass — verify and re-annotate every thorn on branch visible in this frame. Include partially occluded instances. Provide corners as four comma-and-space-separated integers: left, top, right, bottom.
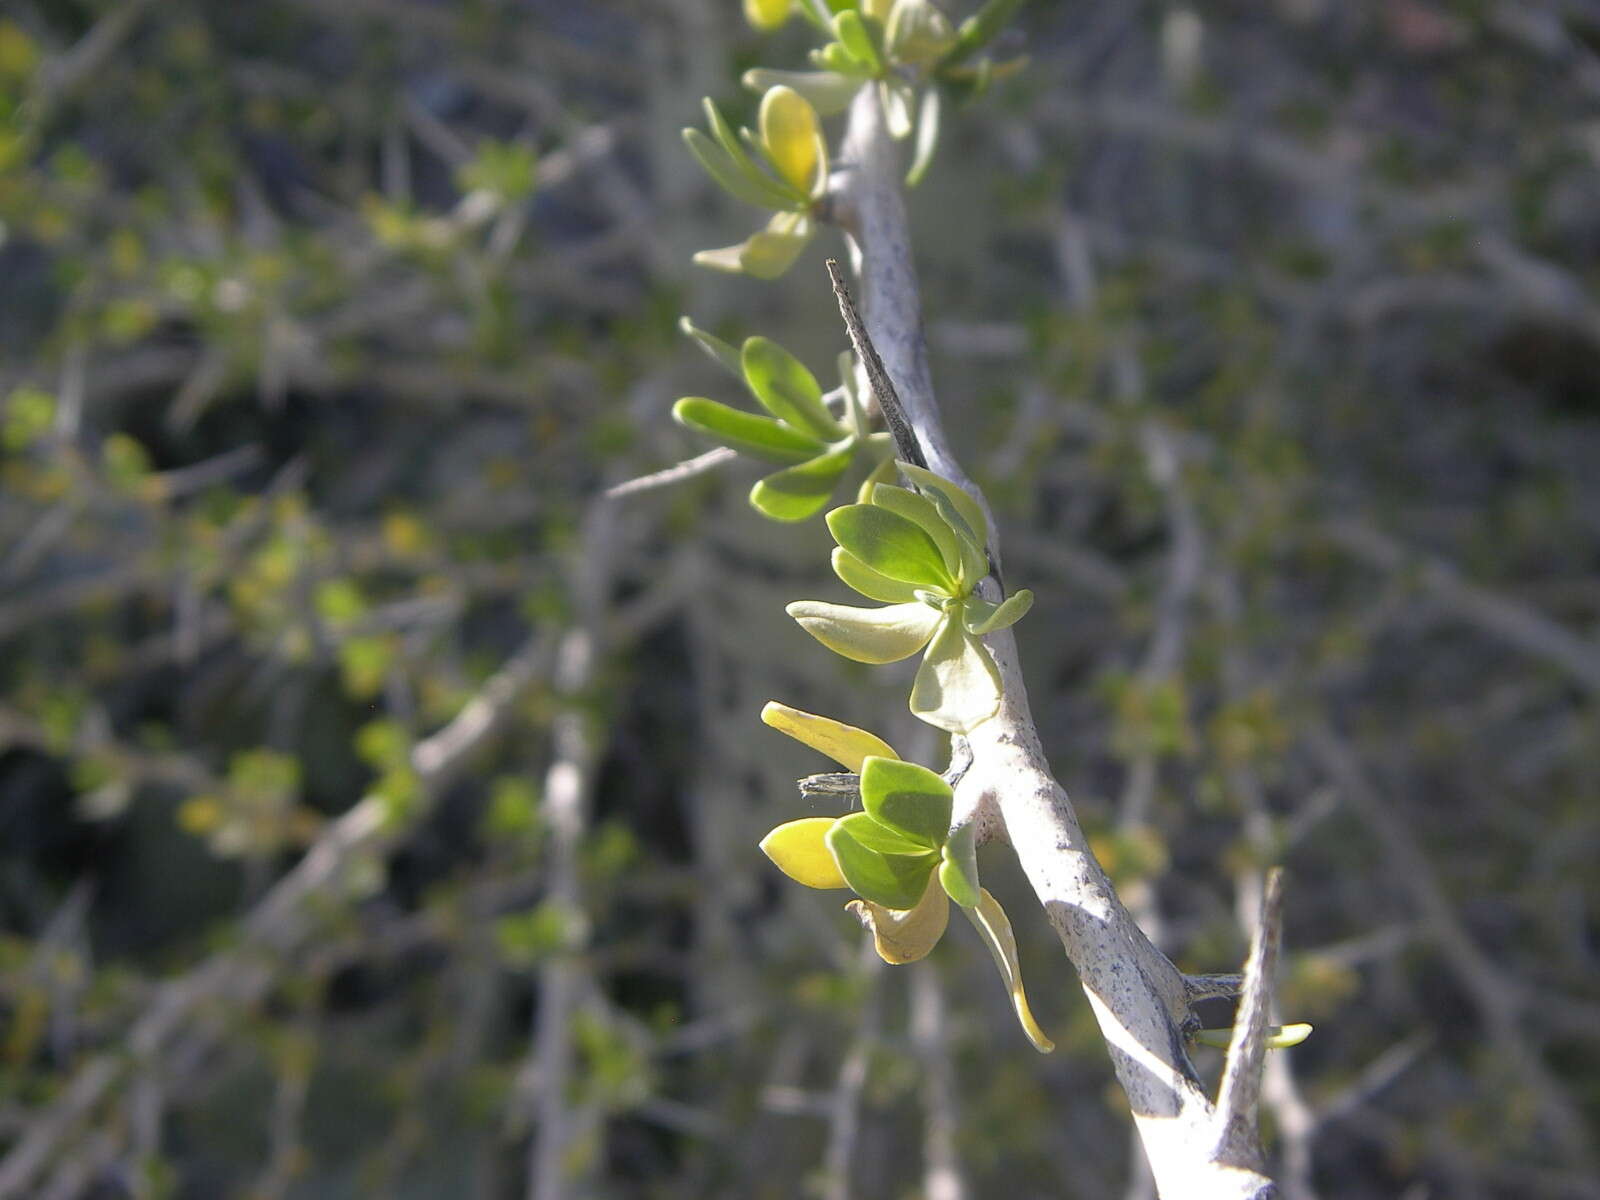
825, 258, 928, 471
1213, 867, 1285, 1160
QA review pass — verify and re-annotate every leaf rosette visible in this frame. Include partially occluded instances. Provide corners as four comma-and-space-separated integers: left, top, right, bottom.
754, 702, 1053, 1051
786, 466, 1033, 732
672, 322, 891, 521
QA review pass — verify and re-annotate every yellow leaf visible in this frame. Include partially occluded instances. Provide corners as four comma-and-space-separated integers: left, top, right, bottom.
759, 86, 825, 197
744, 0, 792, 31
847, 871, 949, 963
761, 702, 899, 771
760, 818, 849, 889
962, 888, 1054, 1052
786, 599, 941, 664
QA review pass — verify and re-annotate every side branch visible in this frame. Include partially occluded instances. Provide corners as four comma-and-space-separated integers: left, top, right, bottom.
1213, 868, 1284, 1168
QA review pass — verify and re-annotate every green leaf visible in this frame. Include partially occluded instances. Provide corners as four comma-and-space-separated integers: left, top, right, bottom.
859, 755, 952, 848
886, 0, 958, 69
678, 316, 743, 378
758, 85, 827, 198
897, 462, 987, 547
742, 336, 842, 440
868, 483, 965, 583
826, 820, 938, 909
742, 68, 860, 116
672, 397, 823, 463
834, 810, 937, 856
910, 615, 1003, 733
879, 79, 915, 138
760, 701, 899, 771
744, 0, 792, 31
826, 504, 956, 589
1193, 1023, 1314, 1050
854, 447, 898, 503
943, 0, 1027, 65
938, 823, 981, 908
847, 872, 949, 962
831, 10, 885, 73
962, 588, 1033, 635
751, 443, 855, 521
832, 547, 923, 604
761, 817, 850, 889
813, 41, 861, 74
690, 242, 750, 274
737, 213, 815, 279
962, 887, 1054, 1052
682, 128, 795, 210
906, 85, 941, 187
787, 599, 941, 663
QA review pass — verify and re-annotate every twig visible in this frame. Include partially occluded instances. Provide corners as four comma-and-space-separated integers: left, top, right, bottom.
1306, 726, 1596, 1171
912, 964, 968, 1200
826, 258, 927, 470
1212, 868, 1284, 1170
604, 446, 736, 499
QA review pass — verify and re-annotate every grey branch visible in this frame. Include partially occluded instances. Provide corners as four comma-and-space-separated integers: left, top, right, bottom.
1212, 868, 1285, 1170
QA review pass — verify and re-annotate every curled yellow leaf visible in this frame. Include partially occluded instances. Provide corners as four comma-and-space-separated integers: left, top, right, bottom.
963, 887, 1054, 1053
759, 85, 826, 198
761, 702, 899, 772
760, 817, 849, 889
846, 871, 949, 963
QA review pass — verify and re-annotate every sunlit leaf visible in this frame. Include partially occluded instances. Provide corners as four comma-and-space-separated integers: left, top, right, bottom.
859, 755, 951, 849
854, 447, 898, 503
834, 810, 938, 856
963, 887, 1054, 1052
827, 504, 956, 589
909, 615, 1003, 732
826, 819, 938, 909
897, 461, 987, 546
742, 68, 860, 116
739, 213, 815, 279
963, 588, 1033, 635
744, 0, 792, 31
690, 241, 750, 274
1192, 1022, 1314, 1050
943, 0, 1026, 65
678, 316, 743, 378
832, 10, 885, 72
886, 0, 957, 69
832, 547, 923, 604
906, 85, 941, 187
938, 822, 981, 908
760, 701, 899, 771
787, 599, 941, 663
847, 871, 949, 963
672, 397, 823, 463
868, 483, 965, 583
879, 79, 915, 138
759, 85, 827, 198
750, 443, 855, 521
742, 336, 842, 441
682, 128, 794, 210
760, 817, 849, 889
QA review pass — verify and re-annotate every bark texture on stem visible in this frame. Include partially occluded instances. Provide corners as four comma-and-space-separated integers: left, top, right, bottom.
833, 85, 1277, 1199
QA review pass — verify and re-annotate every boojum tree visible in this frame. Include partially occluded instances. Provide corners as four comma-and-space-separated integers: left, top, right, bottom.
669, 3, 1307, 1193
